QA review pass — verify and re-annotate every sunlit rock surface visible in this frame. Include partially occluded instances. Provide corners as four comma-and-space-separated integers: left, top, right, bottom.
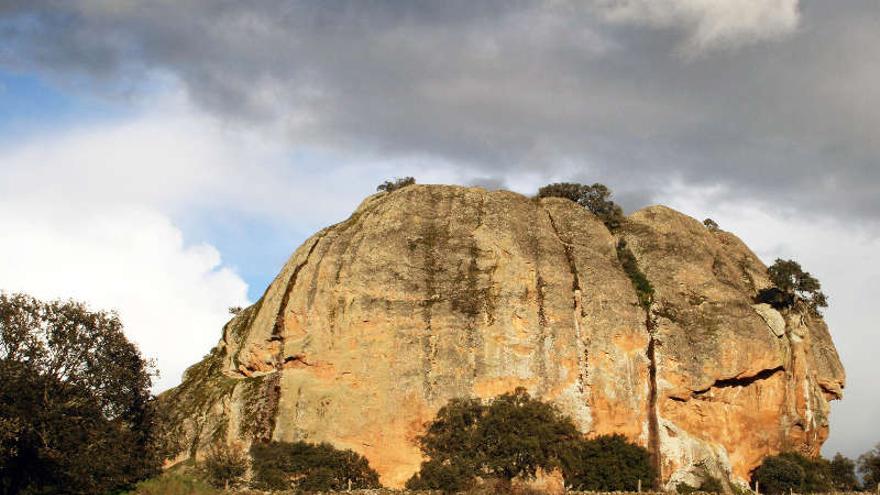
159, 185, 844, 488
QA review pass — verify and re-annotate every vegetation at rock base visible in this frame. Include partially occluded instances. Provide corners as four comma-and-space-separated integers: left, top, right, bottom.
829, 452, 859, 491
537, 182, 625, 231
407, 388, 654, 492
250, 440, 380, 492
677, 477, 723, 494
757, 258, 828, 313
377, 176, 416, 193
859, 443, 880, 490
616, 240, 655, 310
560, 433, 655, 491
0, 292, 160, 494
751, 452, 833, 495
203, 443, 249, 489
123, 472, 221, 495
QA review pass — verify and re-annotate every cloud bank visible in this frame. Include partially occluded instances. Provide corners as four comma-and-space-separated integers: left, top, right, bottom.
2, 1, 878, 221
0, 103, 259, 391
594, 0, 800, 52
0, 204, 248, 391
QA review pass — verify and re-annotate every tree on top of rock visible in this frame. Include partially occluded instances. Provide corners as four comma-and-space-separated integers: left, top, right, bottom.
377, 176, 415, 192
537, 182, 625, 231
759, 258, 828, 313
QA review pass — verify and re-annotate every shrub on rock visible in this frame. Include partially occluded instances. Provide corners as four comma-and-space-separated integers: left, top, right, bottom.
537, 182, 625, 231
377, 176, 416, 192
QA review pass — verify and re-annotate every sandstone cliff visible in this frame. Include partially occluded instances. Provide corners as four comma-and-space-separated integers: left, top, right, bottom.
159, 185, 845, 489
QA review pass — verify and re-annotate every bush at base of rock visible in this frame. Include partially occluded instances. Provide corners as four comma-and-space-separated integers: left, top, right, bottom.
122, 472, 219, 495
751, 452, 833, 495
250, 440, 381, 492
560, 434, 655, 492
829, 452, 859, 491
405, 459, 476, 493
202, 443, 248, 489
407, 390, 655, 492
676, 476, 724, 494
859, 443, 880, 490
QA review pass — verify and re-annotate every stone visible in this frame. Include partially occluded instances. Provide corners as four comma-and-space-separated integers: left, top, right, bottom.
158, 185, 845, 489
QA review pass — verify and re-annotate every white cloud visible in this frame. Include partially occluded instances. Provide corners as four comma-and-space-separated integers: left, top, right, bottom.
593, 0, 801, 52
0, 96, 260, 391
0, 204, 249, 391
0, 91, 495, 391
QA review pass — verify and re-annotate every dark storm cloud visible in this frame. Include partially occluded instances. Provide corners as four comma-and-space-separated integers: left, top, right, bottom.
1, 0, 878, 218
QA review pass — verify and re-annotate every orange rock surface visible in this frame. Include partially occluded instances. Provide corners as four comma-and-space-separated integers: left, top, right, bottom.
160, 185, 844, 489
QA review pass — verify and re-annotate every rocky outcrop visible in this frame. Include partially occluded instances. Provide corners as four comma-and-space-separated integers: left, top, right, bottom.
159, 185, 845, 489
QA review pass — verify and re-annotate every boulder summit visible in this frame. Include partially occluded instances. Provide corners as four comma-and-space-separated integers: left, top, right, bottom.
160, 184, 844, 488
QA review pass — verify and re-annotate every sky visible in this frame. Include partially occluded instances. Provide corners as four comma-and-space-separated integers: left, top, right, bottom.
0, 0, 877, 461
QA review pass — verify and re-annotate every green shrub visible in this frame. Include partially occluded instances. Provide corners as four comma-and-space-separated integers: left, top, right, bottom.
703, 218, 720, 231
830, 452, 859, 491
616, 240, 654, 310
859, 443, 880, 490
700, 475, 724, 493
560, 434, 655, 492
752, 452, 832, 494
409, 389, 654, 492
250, 440, 380, 491
377, 176, 416, 192
405, 459, 476, 493
409, 388, 580, 490
676, 475, 723, 494
537, 182, 625, 231
202, 443, 248, 489
760, 259, 828, 313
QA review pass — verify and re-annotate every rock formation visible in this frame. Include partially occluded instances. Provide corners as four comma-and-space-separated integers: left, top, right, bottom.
159, 185, 845, 489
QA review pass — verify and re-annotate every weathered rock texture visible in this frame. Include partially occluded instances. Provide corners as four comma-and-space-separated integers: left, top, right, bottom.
159, 185, 844, 489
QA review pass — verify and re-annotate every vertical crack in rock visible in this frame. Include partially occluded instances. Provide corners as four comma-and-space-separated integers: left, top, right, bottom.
616, 237, 662, 486
462, 195, 487, 380
544, 208, 588, 396
645, 319, 661, 486
263, 233, 326, 440
420, 190, 447, 401
531, 204, 549, 395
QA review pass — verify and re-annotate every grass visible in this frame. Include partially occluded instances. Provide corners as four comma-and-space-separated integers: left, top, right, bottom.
122, 473, 220, 495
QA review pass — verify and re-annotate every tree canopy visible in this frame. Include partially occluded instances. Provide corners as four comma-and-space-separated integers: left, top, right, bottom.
250, 441, 380, 492
759, 258, 828, 313
537, 182, 625, 231
377, 176, 416, 192
751, 452, 833, 495
560, 433, 655, 491
859, 443, 880, 490
407, 388, 654, 492
0, 293, 159, 494
829, 453, 859, 491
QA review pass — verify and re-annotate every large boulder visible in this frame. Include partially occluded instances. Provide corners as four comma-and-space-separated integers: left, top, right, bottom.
159, 185, 844, 488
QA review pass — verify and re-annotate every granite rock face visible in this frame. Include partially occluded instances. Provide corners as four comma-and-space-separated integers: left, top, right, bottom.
159, 185, 845, 488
